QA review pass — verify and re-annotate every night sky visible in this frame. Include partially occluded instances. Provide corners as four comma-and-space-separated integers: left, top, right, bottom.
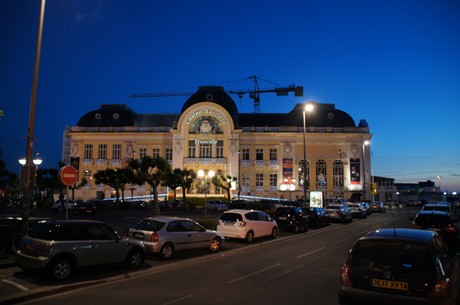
1, 0, 459, 191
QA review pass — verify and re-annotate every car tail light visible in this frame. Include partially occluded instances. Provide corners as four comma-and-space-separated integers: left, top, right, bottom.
238, 221, 247, 228
339, 264, 352, 287
150, 232, 159, 242
428, 276, 449, 298
445, 225, 456, 233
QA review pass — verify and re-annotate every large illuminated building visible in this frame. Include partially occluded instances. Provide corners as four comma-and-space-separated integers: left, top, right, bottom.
63, 86, 372, 203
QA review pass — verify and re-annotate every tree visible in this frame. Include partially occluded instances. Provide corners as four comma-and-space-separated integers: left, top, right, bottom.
93, 168, 133, 202
0, 149, 17, 191
212, 174, 237, 205
164, 168, 196, 204
128, 156, 171, 215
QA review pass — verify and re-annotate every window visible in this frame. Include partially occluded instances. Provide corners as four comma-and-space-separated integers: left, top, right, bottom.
316, 160, 327, 189
188, 141, 196, 158
269, 148, 277, 160
200, 143, 211, 158
139, 148, 147, 159
242, 173, 250, 187
256, 148, 263, 160
84, 144, 93, 160
112, 144, 122, 160
242, 148, 250, 160
270, 173, 277, 187
256, 173, 264, 187
333, 160, 343, 187
298, 160, 310, 188
216, 140, 224, 158
165, 148, 173, 161
98, 144, 107, 159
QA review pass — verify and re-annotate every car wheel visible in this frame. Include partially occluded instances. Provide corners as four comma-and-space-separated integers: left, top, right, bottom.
48, 256, 73, 281
245, 231, 254, 243
159, 243, 174, 260
270, 227, 278, 239
126, 248, 144, 268
209, 237, 222, 252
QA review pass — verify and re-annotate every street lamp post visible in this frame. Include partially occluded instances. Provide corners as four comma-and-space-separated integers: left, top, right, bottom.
362, 141, 370, 202
198, 169, 215, 215
302, 103, 314, 207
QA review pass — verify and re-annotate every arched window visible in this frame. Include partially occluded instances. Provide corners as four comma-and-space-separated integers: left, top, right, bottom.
333, 160, 344, 189
298, 160, 310, 189
316, 160, 327, 189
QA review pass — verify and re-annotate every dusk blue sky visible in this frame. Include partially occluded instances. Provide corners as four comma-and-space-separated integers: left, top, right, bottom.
1, 0, 459, 192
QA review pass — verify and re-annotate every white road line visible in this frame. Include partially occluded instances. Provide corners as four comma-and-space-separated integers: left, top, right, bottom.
227, 263, 282, 284
296, 246, 326, 259
334, 237, 351, 245
162, 295, 194, 305
2, 279, 29, 291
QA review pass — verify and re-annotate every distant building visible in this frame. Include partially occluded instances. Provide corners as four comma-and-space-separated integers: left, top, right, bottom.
395, 180, 441, 203
62, 86, 372, 203
372, 176, 397, 203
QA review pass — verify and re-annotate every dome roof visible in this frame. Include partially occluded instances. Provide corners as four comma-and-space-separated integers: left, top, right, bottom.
181, 86, 239, 126
77, 104, 136, 127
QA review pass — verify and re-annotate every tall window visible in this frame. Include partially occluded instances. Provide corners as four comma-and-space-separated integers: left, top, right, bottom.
269, 148, 277, 160
188, 141, 196, 158
200, 143, 212, 158
333, 160, 343, 188
256, 173, 264, 187
112, 144, 122, 160
165, 148, 173, 161
256, 148, 263, 160
316, 160, 327, 189
242, 173, 250, 187
98, 144, 107, 159
270, 173, 277, 187
242, 148, 250, 160
139, 148, 147, 159
84, 144, 93, 160
152, 148, 160, 158
298, 160, 310, 189
216, 141, 224, 158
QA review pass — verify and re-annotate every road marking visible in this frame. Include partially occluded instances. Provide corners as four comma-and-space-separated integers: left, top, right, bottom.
227, 263, 282, 284
2, 279, 29, 291
162, 295, 193, 305
296, 246, 325, 259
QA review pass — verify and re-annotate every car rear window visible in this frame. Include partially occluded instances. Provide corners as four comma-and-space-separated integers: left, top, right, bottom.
220, 213, 243, 222
28, 223, 60, 240
415, 214, 452, 226
352, 240, 434, 273
132, 219, 165, 231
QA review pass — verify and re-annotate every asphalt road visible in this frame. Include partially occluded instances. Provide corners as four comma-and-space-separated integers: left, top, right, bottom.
0, 206, 436, 305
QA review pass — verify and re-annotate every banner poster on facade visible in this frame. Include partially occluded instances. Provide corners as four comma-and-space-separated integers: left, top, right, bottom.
310, 190, 323, 208
282, 158, 293, 181
350, 158, 360, 184
70, 157, 80, 171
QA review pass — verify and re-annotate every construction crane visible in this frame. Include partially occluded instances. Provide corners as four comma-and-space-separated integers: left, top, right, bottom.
130, 75, 303, 113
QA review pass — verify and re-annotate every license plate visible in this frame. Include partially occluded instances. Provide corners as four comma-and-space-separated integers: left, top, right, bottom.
372, 279, 408, 290
278, 216, 287, 220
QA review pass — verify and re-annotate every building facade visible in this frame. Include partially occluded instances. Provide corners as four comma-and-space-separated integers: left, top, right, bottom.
63, 86, 372, 203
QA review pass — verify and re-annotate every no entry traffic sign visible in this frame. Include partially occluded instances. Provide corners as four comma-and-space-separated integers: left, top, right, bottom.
59, 166, 78, 186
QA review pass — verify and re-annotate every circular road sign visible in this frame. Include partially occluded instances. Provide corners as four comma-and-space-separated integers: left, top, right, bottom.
59, 166, 78, 186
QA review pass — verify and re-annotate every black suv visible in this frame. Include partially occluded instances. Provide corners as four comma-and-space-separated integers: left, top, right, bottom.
273, 206, 308, 233
338, 228, 459, 305
411, 210, 458, 251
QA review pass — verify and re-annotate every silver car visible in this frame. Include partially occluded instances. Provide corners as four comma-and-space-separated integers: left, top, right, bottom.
126, 216, 224, 260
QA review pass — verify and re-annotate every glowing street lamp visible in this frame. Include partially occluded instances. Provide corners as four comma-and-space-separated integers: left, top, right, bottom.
198, 169, 215, 215
302, 102, 314, 207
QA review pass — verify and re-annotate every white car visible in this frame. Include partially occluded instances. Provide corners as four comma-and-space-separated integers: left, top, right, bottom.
51, 200, 76, 212
216, 209, 278, 243
205, 200, 228, 211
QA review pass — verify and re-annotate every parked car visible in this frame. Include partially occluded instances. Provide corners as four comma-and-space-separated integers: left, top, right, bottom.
361, 202, 372, 216
216, 209, 278, 243
338, 228, 458, 305
325, 204, 352, 223
348, 203, 367, 219
51, 200, 76, 212
126, 216, 224, 260
133, 201, 153, 210
410, 210, 458, 251
71, 200, 96, 215
422, 202, 457, 222
370, 201, 386, 213
15, 220, 145, 281
205, 200, 228, 211
273, 206, 308, 233
303, 207, 330, 228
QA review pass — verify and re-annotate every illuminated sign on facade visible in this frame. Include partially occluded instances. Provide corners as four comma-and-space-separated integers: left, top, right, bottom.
186, 108, 226, 124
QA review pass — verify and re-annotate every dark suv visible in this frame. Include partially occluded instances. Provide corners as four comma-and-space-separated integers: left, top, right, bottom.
273, 206, 308, 233
15, 220, 145, 281
338, 228, 459, 305
411, 210, 458, 251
